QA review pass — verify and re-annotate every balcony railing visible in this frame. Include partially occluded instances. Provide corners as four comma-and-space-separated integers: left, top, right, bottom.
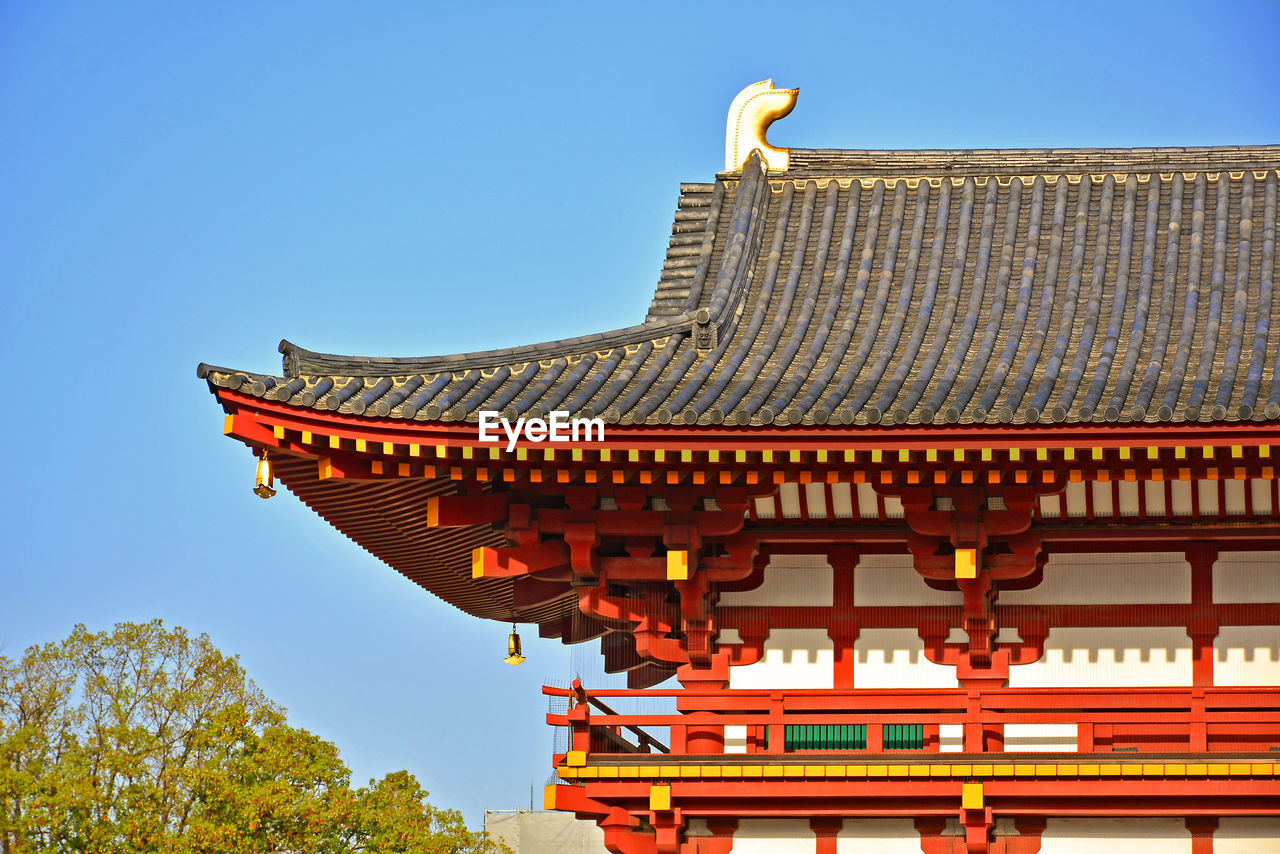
544, 682, 1280, 758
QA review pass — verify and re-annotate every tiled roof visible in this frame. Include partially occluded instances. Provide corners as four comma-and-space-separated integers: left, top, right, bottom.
202, 145, 1280, 428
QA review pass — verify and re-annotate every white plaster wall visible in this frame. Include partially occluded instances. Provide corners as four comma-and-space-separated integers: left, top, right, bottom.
1003, 723, 1077, 752
1215, 626, 1280, 686
1214, 551, 1280, 603
835, 819, 922, 853
1008, 627, 1192, 687
1216, 817, 1280, 853
1039, 818, 1190, 853
728, 629, 834, 690
854, 553, 963, 606
731, 819, 813, 854
855, 628, 960, 689
1001, 553, 1191, 604
719, 554, 833, 607
938, 723, 964, 753
723, 725, 747, 754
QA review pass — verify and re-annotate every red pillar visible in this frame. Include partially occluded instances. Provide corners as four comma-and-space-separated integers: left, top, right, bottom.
1187, 816, 1217, 854
812, 817, 844, 854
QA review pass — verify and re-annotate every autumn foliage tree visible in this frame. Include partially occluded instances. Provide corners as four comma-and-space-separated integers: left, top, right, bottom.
0, 621, 503, 853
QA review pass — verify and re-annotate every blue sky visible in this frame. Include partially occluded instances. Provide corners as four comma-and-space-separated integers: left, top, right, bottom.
2, 0, 1278, 826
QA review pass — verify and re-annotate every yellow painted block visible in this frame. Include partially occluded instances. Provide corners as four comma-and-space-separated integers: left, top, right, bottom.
381, 441, 394, 455
598, 766, 619, 778
805, 765, 824, 778
951, 764, 972, 777
303, 430, 314, 444
1230, 763, 1251, 776
1037, 447, 1049, 461
993, 764, 1014, 777
1121, 764, 1141, 776
1165, 764, 1186, 776
426, 497, 440, 528
516, 447, 527, 461
222, 414, 237, 435
543, 447, 555, 461
1057, 764, 1077, 776
471, 547, 486, 579
955, 548, 979, 580
628, 449, 639, 462
654, 450, 666, 463
1175, 445, 1186, 459
1036, 764, 1056, 776
600, 449, 612, 462
981, 448, 993, 462
681, 449, 693, 463
273, 425, 286, 440
577, 767, 597, 778
1091, 447, 1103, 460
962, 782, 984, 810
649, 785, 671, 811
1143, 764, 1164, 776
1203, 445, 1215, 459
1100, 765, 1122, 777
868, 765, 888, 777
640, 766, 660, 778
973, 764, 993, 777
764, 766, 784, 778
816, 449, 828, 463
543, 785, 558, 810
701, 765, 720, 777
825, 765, 844, 776
1119, 446, 1131, 460
330, 434, 342, 449
317, 458, 332, 479
784, 765, 803, 778
1146, 446, 1159, 459
1252, 763, 1272, 775
790, 449, 802, 463
660, 766, 679, 779
571, 448, 583, 462
1078, 764, 1099, 776
1009, 448, 1021, 462
1262, 444, 1272, 458
722, 766, 741, 778
742, 766, 763, 778
737, 450, 748, 463
888, 765, 908, 778
931, 765, 950, 778
1015, 764, 1035, 777
847, 765, 867, 778
666, 550, 690, 581
620, 766, 639, 778
408, 443, 419, 456
558, 767, 577, 778
1064, 447, 1076, 460
1232, 445, 1244, 459
844, 449, 855, 462
1187, 763, 1207, 776
954, 448, 965, 462
566, 750, 587, 767
899, 449, 910, 462
1209, 763, 1230, 776
680, 766, 698, 778
909, 765, 929, 778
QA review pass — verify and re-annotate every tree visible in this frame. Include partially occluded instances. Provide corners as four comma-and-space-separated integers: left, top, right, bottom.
0, 621, 504, 854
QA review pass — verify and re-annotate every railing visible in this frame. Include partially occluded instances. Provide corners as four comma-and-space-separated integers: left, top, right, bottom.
544, 683, 1280, 757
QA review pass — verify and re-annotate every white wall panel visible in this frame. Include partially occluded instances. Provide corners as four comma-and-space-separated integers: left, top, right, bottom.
732, 819, 813, 854
729, 629, 833, 690
723, 725, 747, 754
1171, 480, 1193, 516
1118, 481, 1140, 517
1224, 479, 1247, 515
855, 629, 959, 689
830, 482, 854, 518
720, 554, 833, 607
779, 482, 803, 519
835, 819, 921, 853
804, 482, 828, 518
1215, 626, 1280, 686
1001, 553, 1190, 605
1039, 494, 1062, 518
857, 483, 878, 519
854, 554, 963, 606
1003, 723, 1077, 752
1251, 479, 1273, 515
1198, 479, 1219, 516
1065, 482, 1087, 518
1213, 552, 1280, 603
1008, 627, 1192, 687
1145, 480, 1167, 515
1092, 481, 1114, 516
1040, 818, 1189, 853
939, 724, 964, 753
1216, 817, 1280, 853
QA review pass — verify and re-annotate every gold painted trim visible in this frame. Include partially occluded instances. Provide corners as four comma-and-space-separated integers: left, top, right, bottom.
725, 79, 798, 172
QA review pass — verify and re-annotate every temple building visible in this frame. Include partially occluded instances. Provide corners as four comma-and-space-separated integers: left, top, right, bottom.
200, 82, 1280, 853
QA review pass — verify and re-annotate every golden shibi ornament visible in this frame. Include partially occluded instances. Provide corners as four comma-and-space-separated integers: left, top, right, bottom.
504, 624, 526, 666
253, 451, 277, 499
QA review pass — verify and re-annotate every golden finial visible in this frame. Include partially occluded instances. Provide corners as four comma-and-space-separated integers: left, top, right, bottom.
724, 79, 798, 173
